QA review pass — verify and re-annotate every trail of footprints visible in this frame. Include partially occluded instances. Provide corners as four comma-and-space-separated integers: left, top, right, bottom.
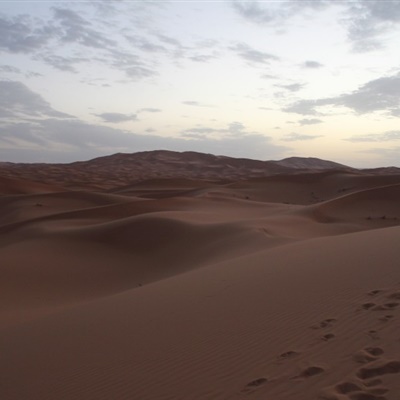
311, 318, 337, 342
239, 287, 400, 398
321, 345, 400, 400
239, 317, 336, 394
320, 287, 400, 400
362, 289, 400, 315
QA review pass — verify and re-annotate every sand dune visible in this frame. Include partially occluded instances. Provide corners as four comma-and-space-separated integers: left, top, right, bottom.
1, 152, 400, 400
310, 183, 400, 224
0, 175, 63, 195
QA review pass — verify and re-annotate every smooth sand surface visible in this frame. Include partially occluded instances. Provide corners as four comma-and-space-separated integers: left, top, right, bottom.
1, 167, 400, 400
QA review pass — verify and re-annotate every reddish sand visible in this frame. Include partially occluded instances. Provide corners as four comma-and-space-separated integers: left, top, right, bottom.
1, 152, 400, 400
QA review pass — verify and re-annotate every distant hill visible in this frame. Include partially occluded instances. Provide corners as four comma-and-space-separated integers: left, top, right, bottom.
273, 157, 353, 170
0, 150, 397, 191
362, 166, 400, 175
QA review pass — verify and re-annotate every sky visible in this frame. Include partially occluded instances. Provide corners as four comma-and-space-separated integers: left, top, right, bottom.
1, 0, 400, 167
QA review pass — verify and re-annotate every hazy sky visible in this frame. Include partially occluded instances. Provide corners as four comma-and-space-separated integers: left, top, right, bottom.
1, 0, 400, 167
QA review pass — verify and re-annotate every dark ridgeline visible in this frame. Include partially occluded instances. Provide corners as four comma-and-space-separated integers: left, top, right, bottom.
0, 150, 398, 191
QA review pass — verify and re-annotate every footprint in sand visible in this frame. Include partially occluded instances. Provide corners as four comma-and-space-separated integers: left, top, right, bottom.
357, 360, 400, 379
311, 318, 337, 330
362, 303, 376, 310
382, 289, 400, 311
361, 303, 386, 311
320, 380, 388, 400
353, 347, 383, 364
363, 378, 383, 387
369, 388, 389, 396
367, 330, 380, 340
296, 365, 325, 379
368, 290, 383, 297
321, 378, 389, 400
364, 347, 384, 357
347, 393, 387, 400
382, 302, 399, 309
241, 377, 268, 393
322, 333, 335, 341
279, 350, 299, 360
362, 302, 399, 312
387, 291, 400, 300
378, 315, 394, 322
334, 381, 363, 394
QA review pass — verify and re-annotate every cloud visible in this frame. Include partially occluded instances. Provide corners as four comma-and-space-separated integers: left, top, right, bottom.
0, 120, 54, 148
335, 72, 400, 115
232, 1, 400, 53
188, 54, 217, 63
36, 54, 88, 72
125, 35, 167, 53
182, 127, 219, 138
283, 99, 324, 116
26, 71, 43, 78
132, 31, 217, 65
107, 48, 157, 79
0, 80, 71, 119
281, 132, 323, 141
0, 65, 21, 74
182, 101, 214, 108
138, 108, 162, 113
362, 1, 400, 22
345, 130, 400, 142
182, 121, 246, 137
155, 33, 183, 48
360, 146, 400, 167
232, 0, 332, 25
182, 101, 201, 106
0, 2, 218, 82
0, 14, 55, 53
276, 83, 304, 92
152, 33, 187, 60
230, 43, 278, 64
232, 1, 281, 24
346, 1, 400, 52
298, 118, 323, 125
260, 74, 277, 80
259, 107, 273, 111
0, 117, 289, 163
53, 8, 116, 49
0, 7, 157, 81
0, 82, 288, 162
302, 60, 323, 69
0, 7, 117, 56
0, 118, 141, 162
180, 132, 206, 140
52, 9, 158, 79
95, 112, 138, 123
284, 72, 400, 116
228, 121, 245, 133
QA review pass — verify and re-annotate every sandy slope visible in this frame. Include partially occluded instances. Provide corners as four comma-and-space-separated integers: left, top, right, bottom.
1, 169, 400, 400
0, 175, 64, 195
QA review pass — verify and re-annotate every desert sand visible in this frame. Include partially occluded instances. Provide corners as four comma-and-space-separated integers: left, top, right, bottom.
1, 151, 400, 400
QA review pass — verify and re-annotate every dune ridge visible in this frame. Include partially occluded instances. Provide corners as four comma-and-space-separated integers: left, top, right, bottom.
1, 152, 400, 400
1, 150, 397, 191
